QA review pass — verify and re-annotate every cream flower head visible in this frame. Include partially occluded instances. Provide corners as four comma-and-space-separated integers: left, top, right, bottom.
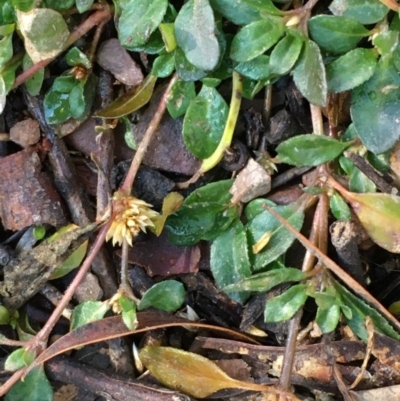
106, 191, 159, 246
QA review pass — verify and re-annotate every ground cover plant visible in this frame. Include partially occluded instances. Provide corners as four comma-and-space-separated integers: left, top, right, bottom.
1, 0, 400, 400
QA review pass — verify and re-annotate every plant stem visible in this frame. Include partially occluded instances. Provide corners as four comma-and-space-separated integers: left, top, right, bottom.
120, 73, 179, 194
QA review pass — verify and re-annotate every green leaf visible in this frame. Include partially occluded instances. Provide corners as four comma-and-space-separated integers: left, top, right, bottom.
293, 39, 327, 107
327, 49, 377, 93
17, 8, 69, 63
183, 85, 228, 159
351, 57, 400, 154
70, 301, 110, 330
76, 0, 95, 13
276, 134, 350, 166
5, 367, 53, 401
96, 74, 157, 118
209, 0, 261, 25
329, 192, 352, 221
0, 23, 15, 36
43, 0, 75, 10
175, 0, 220, 71
0, 305, 10, 324
159, 23, 177, 52
167, 80, 196, 118
234, 55, 271, 80
12, 0, 35, 12
116, 0, 168, 49
33, 225, 46, 240
52, 75, 77, 93
66, 46, 91, 68
242, 0, 283, 15
0, 3, 15, 25
230, 19, 284, 63
316, 304, 341, 333
5, 348, 35, 371
152, 52, 175, 78
334, 281, 400, 341
247, 202, 305, 270
329, 0, 389, 24
308, 15, 370, 54
174, 47, 207, 81
119, 296, 138, 330
224, 265, 306, 293
245, 198, 276, 220
264, 284, 308, 323
373, 31, 399, 56
139, 281, 186, 312
270, 32, 304, 75
0, 75, 6, 113
69, 81, 86, 119
44, 91, 72, 124
0, 33, 13, 67
166, 180, 238, 245
22, 53, 44, 96
349, 165, 376, 193
210, 221, 251, 303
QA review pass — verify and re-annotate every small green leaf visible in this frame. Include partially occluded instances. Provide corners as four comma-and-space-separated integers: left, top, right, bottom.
152, 52, 175, 78
43, 0, 75, 10
33, 225, 46, 240
270, 32, 304, 75
351, 57, 400, 154
308, 15, 369, 54
0, 33, 13, 67
139, 281, 186, 312
119, 296, 138, 330
159, 23, 177, 52
76, 0, 95, 13
0, 23, 15, 36
372, 31, 398, 56
22, 53, 44, 96
234, 55, 271, 80
276, 134, 350, 166
316, 304, 341, 333
264, 284, 308, 323
5, 348, 35, 371
5, 367, 53, 401
224, 265, 306, 293
327, 49, 377, 93
167, 80, 196, 118
210, 221, 252, 303
69, 81, 86, 119
209, 0, 261, 25
293, 39, 327, 107
44, 90, 72, 124
0, 75, 6, 113
230, 19, 284, 63
242, 0, 283, 15
70, 301, 110, 330
116, 0, 168, 49
329, 192, 352, 221
17, 8, 69, 63
52, 75, 77, 93
329, 0, 389, 24
183, 85, 228, 159
65, 46, 91, 68
175, 0, 220, 71
0, 304, 10, 324
121, 116, 137, 150
96, 74, 157, 118
12, 0, 35, 12
349, 165, 376, 193
174, 47, 207, 81
247, 202, 305, 270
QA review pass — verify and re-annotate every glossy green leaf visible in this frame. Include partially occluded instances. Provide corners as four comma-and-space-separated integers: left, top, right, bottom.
119, 296, 138, 330
270, 32, 304, 75
175, 0, 220, 71
351, 58, 400, 154
183, 85, 228, 159
276, 134, 350, 166
242, 0, 283, 15
159, 23, 177, 52
167, 80, 196, 118
52, 75, 77, 93
44, 91, 71, 124
5, 367, 53, 401
224, 265, 306, 293
210, 221, 251, 303
0, 23, 15, 36
372, 31, 399, 56
32, 225, 46, 240
327, 49, 377, 93
329, 192, 351, 221
43, 0, 74, 10
152, 52, 175, 78
334, 280, 400, 341
69, 81, 86, 119
264, 284, 308, 323
128, 29, 165, 54
66, 46, 91, 68
316, 304, 341, 333
116, 0, 168, 49
166, 180, 238, 245
0, 33, 12, 67
308, 15, 369, 54
96, 74, 157, 118
234, 55, 271, 80
17, 8, 69, 63
139, 280, 186, 312
22, 53, 44, 96
329, 0, 389, 24
0, 75, 6, 114
12, 0, 35, 12
247, 202, 305, 270
70, 301, 110, 330
230, 19, 284, 63
293, 39, 327, 107
0, 3, 15, 25
349, 165, 376, 193
76, 0, 95, 13
0, 305, 10, 324
174, 47, 207, 81
209, 0, 261, 25
5, 348, 35, 371
245, 199, 276, 220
